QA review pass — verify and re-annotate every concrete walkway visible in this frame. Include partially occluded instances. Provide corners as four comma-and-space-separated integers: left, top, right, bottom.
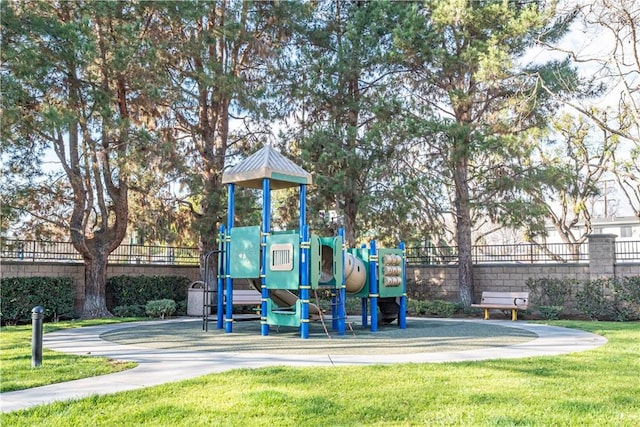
1, 318, 607, 413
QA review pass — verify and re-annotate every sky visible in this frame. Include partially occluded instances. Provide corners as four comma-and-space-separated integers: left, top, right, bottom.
523, 1, 638, 217
13, 2, 639, 238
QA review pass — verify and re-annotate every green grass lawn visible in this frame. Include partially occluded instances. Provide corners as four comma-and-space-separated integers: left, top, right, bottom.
2, 321, 639, 426
0, 319, 138, 392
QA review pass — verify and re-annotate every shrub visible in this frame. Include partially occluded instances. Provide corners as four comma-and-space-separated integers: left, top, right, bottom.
145, 299, 176, 319
106, 275, 190, 309
575, 279, 612, 320
344, 296, 362, 314
1, 277, 75, 325
175, 300, 187, 316
315, 294, 362, 315
610, 277, 640, 321
407, 299, 458, 317
537, 305, 564, 320
406, 299, 425, 315
112, 305, 146, 318
425, 300, 459, 317
574, 277, 640, 321
526, 277, 574, 307
526, 277, 575, 318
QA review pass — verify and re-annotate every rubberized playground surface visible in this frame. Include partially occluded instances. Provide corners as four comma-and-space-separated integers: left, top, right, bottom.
101, 317, 538, 355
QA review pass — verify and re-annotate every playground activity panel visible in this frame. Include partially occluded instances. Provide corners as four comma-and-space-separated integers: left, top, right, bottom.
211, 145, 407, 339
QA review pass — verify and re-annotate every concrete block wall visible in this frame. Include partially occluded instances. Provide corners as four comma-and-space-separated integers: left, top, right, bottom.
615, 263, 640, 278
406, 233, 639, 304
1, 261, 201, 313
407, 263, 592, 303
589, 234, 617, 279
2, 232, 638, 311
406, 265, 459, 301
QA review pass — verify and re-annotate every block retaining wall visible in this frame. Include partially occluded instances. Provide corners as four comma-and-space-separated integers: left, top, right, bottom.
3, 261, 638, 312
1, 262, 201, 313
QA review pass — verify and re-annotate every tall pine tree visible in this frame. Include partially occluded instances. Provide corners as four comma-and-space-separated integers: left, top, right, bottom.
393, 0, 578, 305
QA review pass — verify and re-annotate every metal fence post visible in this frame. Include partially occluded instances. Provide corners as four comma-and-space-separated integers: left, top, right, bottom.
530, 243, 534, 264
31, 306, 44, 368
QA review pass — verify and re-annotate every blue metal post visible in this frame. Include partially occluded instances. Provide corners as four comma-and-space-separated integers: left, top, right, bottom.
261, 178, 271, 336
331, 290, 338, 330
299, 184, 307, 230
361, 297, 368, 327
299, 184, 310, 339
399, 241, 407, 329
369, 239, 378, 332
225, 184, 235, 333
217, 225, 225, 329
337, 228, 346, 335
360, 243, 368, 327
300, 225, 310, 339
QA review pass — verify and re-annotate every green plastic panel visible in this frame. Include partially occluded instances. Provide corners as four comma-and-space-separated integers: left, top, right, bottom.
310, 235, 343, 289
377, 248, 405, 298
266, 298, 301, 327
326, 236, 344, 289
229, 226, 261, 278
310, 234, 321, 289
265, 232, 299, 290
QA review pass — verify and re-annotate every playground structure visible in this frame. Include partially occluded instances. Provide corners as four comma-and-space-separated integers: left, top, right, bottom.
208, 145, 407, 339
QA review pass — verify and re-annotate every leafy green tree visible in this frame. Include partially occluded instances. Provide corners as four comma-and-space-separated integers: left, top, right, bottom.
529, 114, 618, 260
1, 1, 165, 317
147, 1, 307, 276
282, 0, 408, 247
392, 0, 578, 305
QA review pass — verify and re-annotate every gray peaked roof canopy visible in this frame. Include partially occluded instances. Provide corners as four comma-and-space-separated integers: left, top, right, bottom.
221, 145, 312, 190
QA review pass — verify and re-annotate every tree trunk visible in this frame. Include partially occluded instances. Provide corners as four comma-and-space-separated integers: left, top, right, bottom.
81, 254, 112, 318
342, 192, 359, 248
454, 159, 475, 307
196, 129, 226, 285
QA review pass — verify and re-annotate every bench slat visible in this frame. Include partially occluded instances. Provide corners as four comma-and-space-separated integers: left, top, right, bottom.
477, 297, 528, 307
471, 291, 529, 321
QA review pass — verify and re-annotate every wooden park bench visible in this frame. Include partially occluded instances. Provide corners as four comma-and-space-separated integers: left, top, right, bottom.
471, 291, 529, 321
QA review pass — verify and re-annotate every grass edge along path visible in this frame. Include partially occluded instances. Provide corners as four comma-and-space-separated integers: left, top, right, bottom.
2, 321, 639, 426
0, 319, 139, 393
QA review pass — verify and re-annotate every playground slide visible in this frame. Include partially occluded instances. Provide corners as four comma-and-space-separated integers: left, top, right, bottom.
248, 279, 322, 319
271, 289, 322, 318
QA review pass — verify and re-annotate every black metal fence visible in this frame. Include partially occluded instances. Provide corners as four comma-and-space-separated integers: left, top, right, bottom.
404, 242, 591, 265
2, 238, 639, 266
616, 240, 640, 263
1, 239, 200, 265
402, 240, 639, 264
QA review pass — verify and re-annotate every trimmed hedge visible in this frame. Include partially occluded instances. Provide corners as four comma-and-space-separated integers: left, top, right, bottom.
1, 276, 75, 325
407, 299, 461, 317
525, 276, 640, 321
106, 275, 191, 313
526, 277, 575, 320
576, 276, 640, 321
